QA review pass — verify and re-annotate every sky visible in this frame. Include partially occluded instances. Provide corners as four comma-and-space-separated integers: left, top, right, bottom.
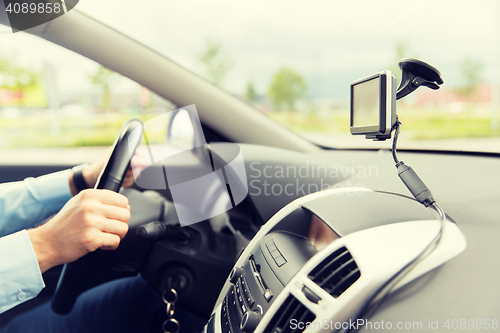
0, 0, 499, 101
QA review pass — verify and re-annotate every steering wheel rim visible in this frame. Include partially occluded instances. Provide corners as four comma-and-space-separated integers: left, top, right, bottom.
51, 118, 144, 315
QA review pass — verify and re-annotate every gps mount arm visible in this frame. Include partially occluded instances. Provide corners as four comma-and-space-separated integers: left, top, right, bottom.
396, 58, 444, 101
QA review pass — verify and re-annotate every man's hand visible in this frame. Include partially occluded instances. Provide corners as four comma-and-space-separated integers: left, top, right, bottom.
27, 189, 131, 273
69, 148, 148, 195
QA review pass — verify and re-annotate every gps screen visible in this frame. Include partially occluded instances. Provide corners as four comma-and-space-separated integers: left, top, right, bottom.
352, 76, 380, 128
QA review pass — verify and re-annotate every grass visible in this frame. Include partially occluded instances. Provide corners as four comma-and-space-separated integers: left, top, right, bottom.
268, 106, 500, 140
1, 106, 500, 148
0, 113, 168, 148
268, 111, 348, 133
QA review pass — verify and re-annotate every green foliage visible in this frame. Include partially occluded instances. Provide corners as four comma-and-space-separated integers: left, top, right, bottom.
89, 65, 117, 111
389, 42, 420, 86
454, 57, 483, 97
198, 40, 233, 86
267, 106, 500, 140
389, 42, 408, 78
0, 51, 45, 107
268, 111, 346, 133
0, 113, 167, 148
2, 107, 499, 148
0, 52, 39, 90
268, 68, 307, 111
245, 81, 258, 105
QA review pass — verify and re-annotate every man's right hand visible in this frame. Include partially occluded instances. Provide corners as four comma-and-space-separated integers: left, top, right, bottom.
27, 189, 131, 273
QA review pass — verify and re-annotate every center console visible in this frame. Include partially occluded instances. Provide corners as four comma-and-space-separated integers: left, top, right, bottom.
204, 188, 466, 333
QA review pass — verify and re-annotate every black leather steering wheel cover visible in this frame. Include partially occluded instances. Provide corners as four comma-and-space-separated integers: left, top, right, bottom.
51, 118, 144, 315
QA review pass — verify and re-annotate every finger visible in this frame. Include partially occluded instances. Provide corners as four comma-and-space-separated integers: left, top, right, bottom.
99, 233, 122, 251
100, 220, 129, 240
92, 190, 129, 208
122, 179, 133, 188
131, 149, 150, 168
130, 150, 149, 177
122, 173, 136, 188
101, 205, 131, 222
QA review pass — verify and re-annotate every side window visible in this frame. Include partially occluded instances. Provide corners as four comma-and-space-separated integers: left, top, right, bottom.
0, 33, 175, 157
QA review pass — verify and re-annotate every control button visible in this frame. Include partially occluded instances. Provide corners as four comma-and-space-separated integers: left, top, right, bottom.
275, 256, 287, 267
246, 291, 255, 304
236, 282, 245, 306
263, 290, 273, 302
236, 279, 242, 292
229, 267, 243, 284
240, 311, 261, 333
270, 250, 281, 259
241, 278, 249, 294
266, 243, 277, 252
221, 298, 232, 333
17, 290, 27, 301
302, 286, 321, 304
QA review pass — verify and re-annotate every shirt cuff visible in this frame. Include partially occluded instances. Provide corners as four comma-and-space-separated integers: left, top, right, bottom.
25, 169, 73, 214
0, 230, 45, 314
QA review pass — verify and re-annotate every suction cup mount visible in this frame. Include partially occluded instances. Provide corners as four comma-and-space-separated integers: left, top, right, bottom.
396, 58, 444, 100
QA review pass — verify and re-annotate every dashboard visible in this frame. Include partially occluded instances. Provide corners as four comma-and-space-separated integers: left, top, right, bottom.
203, 171, 467, 333
0, 144, 498, 332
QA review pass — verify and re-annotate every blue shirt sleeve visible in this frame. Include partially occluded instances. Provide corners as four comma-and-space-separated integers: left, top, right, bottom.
0, 169, 73, 237
0, 169, 73, 314
0, 230, 46, 313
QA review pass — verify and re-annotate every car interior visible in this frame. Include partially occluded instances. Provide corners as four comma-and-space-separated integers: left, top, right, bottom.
0, 4, 499, 333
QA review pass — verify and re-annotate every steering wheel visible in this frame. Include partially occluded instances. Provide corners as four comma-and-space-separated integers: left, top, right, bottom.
51, 118, 144, 315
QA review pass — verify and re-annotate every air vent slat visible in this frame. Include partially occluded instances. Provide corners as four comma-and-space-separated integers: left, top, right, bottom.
264, 296, 316, 333
329, 268, 361, 297
275, 300, 298, 331
311, 252, 351, 283
287, 305, 306, 333
320, 258, 355, 287
309, 248, 348, 280
291, 307, 316, 333
308, 246, 361, 298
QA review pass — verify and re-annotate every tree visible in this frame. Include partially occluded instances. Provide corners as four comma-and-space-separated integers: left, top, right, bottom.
268, 68, 307, 111
455, 57, 483, 98
389, 42, 412, 85
0, 52, 39, 90
0, 52, 42, 106
89, 65, 117, 111
198, 40, 233, 86
245, 81, 258, 105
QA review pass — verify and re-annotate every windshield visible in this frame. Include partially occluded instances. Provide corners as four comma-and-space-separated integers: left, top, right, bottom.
2, 0, 500, 153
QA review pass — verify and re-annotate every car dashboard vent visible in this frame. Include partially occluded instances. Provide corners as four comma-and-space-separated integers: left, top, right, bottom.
308, 246, 360, 298
264, 295, 316, 333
